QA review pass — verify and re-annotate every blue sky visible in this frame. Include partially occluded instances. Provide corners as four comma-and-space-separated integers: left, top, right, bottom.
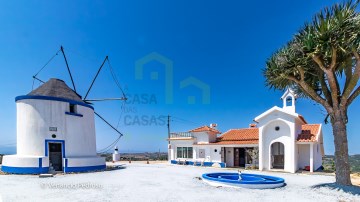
0, 0, 359, 154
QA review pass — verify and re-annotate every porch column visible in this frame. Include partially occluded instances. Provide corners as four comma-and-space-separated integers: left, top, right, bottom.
168, 144, 172, 162
309, 143, 314, 172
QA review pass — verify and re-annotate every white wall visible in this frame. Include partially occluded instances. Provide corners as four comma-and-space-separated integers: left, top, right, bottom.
2, 155, 49, 167
314, 143, 323, 170
294, 118, 304, 169
169, 139, 194, 160
168, 148, 174, 161
208, 133, 218, 143
297, 143, 323, 171
209, 146, 221, 162
297, 144, 310, 170
191, 145, 221, 162
66, 156, 105, 167
16, 99, 98, 157
65, 105, 97, 157
192, 132, 209, 144
16, 99, 96, 157
225, 147, 234, 167
17, 100, 65, 156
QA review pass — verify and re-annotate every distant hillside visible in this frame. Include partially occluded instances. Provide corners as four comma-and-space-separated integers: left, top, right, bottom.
323, 155, 360, 173
1, 152, 359, 172
100, 152, 168, 162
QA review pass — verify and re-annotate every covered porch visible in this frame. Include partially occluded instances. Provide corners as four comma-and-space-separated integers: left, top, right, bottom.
297, 142, 322, 172
221, 146, 258, 168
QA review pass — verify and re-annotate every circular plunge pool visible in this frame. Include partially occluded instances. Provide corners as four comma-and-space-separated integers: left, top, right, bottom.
202, 172, 285, 189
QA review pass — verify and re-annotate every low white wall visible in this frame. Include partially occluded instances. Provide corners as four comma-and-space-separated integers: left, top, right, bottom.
66, 156, 105, 167
2, 155, 49, 167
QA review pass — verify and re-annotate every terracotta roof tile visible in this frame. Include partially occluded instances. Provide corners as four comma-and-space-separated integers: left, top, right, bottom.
189, 126, 221, 134
218, 128, 259, 141
297, 124, 321, 142
196, 128, 260, 145
298, 115, 308, 124
194, 140, 258, 145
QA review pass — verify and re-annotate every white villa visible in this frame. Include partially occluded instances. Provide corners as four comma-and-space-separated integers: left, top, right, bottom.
168, 89, 325, 173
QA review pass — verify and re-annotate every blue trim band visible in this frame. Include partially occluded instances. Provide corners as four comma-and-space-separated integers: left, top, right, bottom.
15, 95, 94, 110
1, 159, 105, 174
1, 166, 49, 174
45, 139, 66, 158
64, 165, 106, 173
171, 160, 226, 168
65, 112, 83, 117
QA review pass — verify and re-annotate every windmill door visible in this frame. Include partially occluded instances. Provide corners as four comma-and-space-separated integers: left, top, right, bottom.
49, 143, 63, 171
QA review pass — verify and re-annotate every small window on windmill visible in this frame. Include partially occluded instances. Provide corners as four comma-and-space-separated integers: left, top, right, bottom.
69, 104, 77, 113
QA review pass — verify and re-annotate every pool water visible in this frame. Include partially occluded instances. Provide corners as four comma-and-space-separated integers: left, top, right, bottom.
202, 172, 285, 189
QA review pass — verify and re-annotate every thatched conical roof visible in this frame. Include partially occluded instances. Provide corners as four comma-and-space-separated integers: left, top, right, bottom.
28, 78, 83, 102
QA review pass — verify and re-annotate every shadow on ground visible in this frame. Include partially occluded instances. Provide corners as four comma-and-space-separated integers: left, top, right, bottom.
312, 183, 360, 195
106, 165, 127, 171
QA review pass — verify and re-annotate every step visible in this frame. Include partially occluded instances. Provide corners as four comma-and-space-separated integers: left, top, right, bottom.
39, 174, 54, 178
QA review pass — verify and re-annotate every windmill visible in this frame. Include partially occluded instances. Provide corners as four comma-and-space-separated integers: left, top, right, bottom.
1, 46, 128, 174
32, 46, 127, 145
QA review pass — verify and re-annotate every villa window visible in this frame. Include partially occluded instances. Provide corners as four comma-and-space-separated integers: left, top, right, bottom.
177, 147, 193, 158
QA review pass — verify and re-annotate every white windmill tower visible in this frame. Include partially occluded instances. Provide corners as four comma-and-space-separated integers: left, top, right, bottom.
2, 46, 126, 174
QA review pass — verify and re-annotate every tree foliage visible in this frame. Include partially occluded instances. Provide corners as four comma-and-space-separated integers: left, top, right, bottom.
264, 0, 360, 121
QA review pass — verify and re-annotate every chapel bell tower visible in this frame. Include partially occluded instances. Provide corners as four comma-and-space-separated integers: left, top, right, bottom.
281, 88, 297, 113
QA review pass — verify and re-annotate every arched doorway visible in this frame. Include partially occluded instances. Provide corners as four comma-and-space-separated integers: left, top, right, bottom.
271, 142, 285, 169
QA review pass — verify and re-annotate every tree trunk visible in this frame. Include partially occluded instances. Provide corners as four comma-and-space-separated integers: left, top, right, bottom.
332, 111, 352, 185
